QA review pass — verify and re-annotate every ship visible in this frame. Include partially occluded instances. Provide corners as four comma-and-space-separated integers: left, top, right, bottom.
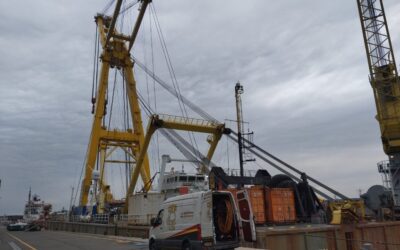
23, 188, 52, 224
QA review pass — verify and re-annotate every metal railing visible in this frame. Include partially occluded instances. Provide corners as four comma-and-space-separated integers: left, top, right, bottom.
49, 213, 155, 225
158, 114, 219, 128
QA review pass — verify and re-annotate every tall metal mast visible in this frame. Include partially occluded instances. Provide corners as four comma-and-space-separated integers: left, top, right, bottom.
357, 0, 400, 204
235, 82, 245, 178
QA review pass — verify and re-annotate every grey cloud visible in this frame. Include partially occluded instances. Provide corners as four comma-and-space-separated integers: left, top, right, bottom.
0, 0, 399, 213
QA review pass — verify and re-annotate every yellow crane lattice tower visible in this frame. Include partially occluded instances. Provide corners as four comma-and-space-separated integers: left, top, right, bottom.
79, 0, 152, 206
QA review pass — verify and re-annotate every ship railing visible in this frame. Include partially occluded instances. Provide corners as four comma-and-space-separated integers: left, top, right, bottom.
91, 214, 110, 224
224, 168, 256, 177
49, 214, 69, 222
125, 214, 156, 226
113, 214, 129, 222
66, 214, 109, 224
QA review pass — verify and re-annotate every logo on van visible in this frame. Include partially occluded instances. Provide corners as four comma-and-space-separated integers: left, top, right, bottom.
167, 204, 177, 230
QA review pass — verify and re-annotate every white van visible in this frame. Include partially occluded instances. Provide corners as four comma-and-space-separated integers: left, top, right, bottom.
149, 190, 255, 250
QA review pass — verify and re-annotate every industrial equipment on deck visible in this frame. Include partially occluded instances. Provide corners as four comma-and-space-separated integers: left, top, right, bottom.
209, 167, 325, 223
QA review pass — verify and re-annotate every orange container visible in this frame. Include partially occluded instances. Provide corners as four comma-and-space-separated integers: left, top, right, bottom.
265, 188, 296, 224
225, 187, 266, 225
246, 186, 266, 225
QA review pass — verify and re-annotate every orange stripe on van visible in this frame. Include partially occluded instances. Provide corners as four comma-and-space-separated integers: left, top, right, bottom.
168, 224, 200, 239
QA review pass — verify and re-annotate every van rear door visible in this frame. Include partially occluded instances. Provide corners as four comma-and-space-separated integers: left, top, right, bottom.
200, 191, 214, 242
236, 189, 256, 242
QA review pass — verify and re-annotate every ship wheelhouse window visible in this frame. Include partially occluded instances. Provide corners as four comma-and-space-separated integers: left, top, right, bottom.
179, 176, 187, 181
188, 176, 195, 182
175, 177, 178, 181
197, 176, 204, 181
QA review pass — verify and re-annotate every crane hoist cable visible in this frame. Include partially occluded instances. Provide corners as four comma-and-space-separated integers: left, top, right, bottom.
119, 0, 140, 15
102, 0, 116, 14
149, 3, 201, 161
107, 69, 118, 130
149, 9, 161, 170
74, 24, 102, 206
132, 57, 216, 122
133, 56, 348, 200
91, 24, 99, 114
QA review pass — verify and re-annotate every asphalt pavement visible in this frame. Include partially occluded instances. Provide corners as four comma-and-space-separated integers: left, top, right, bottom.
0, 226, 148, 250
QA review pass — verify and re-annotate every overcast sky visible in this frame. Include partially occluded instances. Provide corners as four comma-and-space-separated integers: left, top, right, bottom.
1, 0, 400, 214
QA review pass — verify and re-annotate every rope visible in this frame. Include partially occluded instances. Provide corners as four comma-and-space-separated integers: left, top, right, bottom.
217, 199, 234, 234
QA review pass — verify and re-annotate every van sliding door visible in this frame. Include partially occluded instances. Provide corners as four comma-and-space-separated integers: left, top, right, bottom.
236, 190, 256, 242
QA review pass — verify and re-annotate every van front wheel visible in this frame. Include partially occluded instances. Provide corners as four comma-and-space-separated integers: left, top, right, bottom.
182, 241, 192, 250
149, 240, 157, 250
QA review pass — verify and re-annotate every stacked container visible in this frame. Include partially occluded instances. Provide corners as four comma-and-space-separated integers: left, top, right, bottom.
225, 186, 296, 225
264, 187, 296, 224
246, 186, 266, 224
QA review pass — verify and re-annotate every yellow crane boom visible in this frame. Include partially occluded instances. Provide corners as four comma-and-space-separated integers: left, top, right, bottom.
124, 114, 230, 212
356, 0, 400, 204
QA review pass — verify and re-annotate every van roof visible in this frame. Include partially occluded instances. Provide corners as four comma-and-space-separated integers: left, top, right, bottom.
162, 190, 233, 204
164, 190, 210, 203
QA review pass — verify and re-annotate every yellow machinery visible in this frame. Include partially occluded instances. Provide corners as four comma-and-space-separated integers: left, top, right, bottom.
356, 0, 400, 204
80, 0, 153, 207
326, 0, 400, 223
80, 0, 229, 213
124, 114, 229, 211
328, 200, 365, 224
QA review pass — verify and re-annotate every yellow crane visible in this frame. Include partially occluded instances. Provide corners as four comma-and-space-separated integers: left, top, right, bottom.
79, 0, 152, 207
124, 114, 229, 211
356, 0, 400, 204
80, 1, 230, 213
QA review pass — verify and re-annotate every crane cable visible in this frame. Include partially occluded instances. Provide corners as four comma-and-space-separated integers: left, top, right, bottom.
142, 8, 158, 177
102, 0, 116, 14
149, 3, 201, 162
135, 88, 211, 169
74, 21, 102, 206
119, 0, 140, 15
133, 56, 344, 199
107, 69, 118, 129
149, 8, 160, 171
132, 57, 216, 122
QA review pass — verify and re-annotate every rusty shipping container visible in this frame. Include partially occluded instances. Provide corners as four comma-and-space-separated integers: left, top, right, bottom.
247, 186, 266, 225
226, 187, 266, 224
265, 187, 296, 224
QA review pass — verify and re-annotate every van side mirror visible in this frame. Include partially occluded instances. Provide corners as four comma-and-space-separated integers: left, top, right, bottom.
151, 217, 162, 227
150, 217, 156, 226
